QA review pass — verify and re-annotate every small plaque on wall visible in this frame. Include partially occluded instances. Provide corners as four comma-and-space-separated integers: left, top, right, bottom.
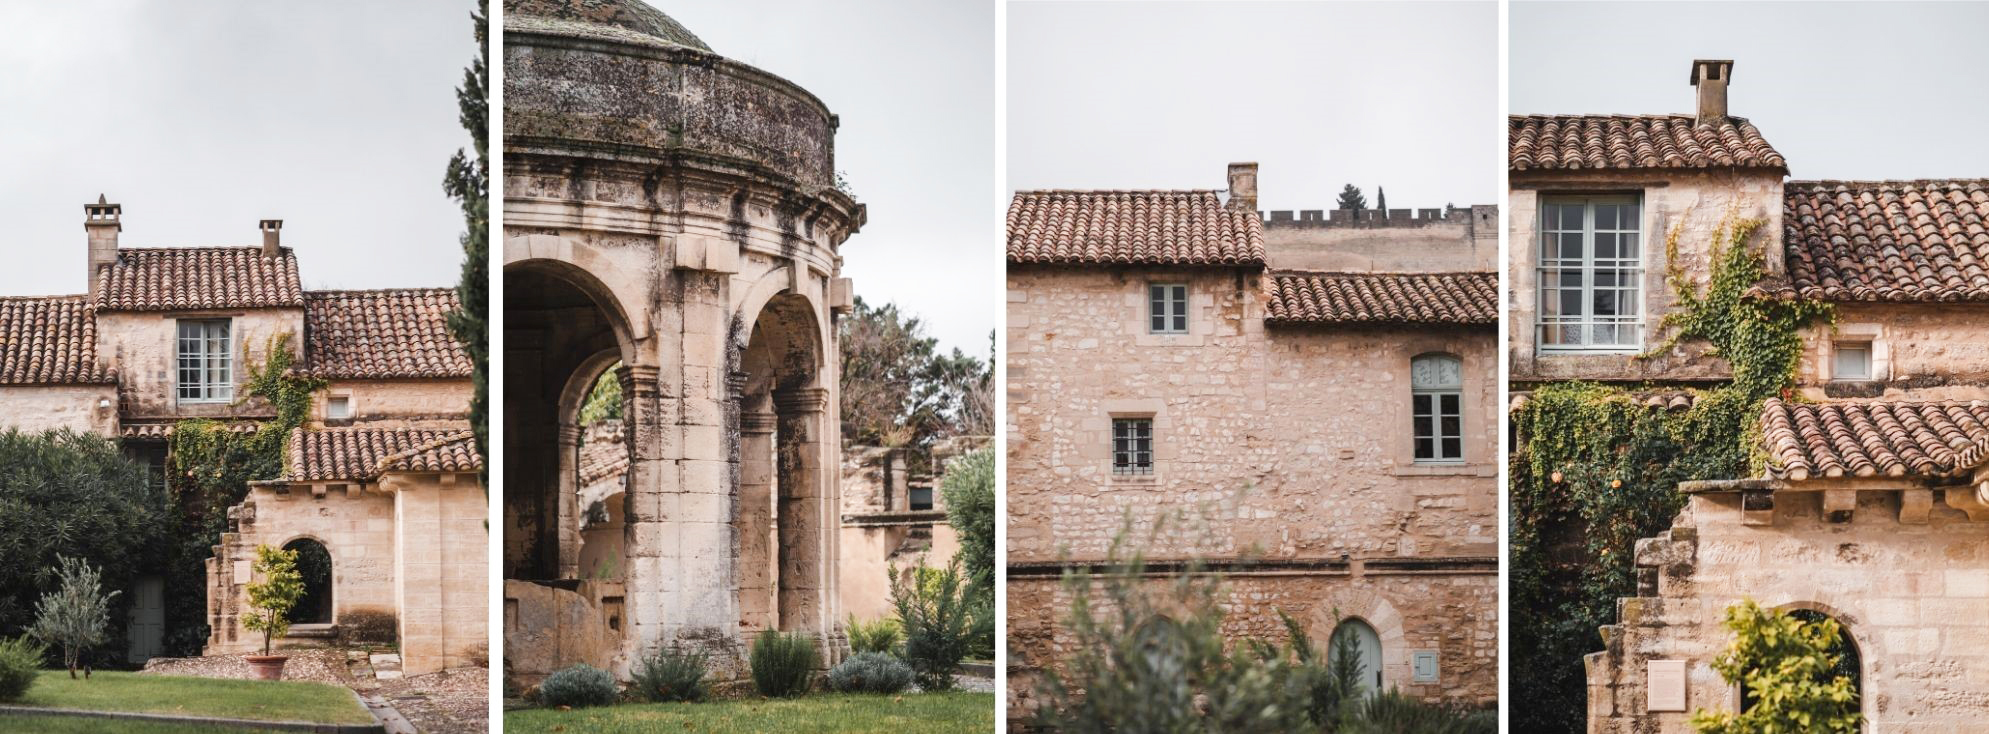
1411, 650, 1439, 683
1647, 659, 1687, 712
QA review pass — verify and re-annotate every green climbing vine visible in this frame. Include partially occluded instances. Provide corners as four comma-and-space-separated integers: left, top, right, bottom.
1509, 209, 1834, 733
159, 333, 325, 655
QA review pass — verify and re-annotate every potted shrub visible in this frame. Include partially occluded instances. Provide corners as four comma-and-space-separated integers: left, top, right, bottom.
242, 544, 304, 680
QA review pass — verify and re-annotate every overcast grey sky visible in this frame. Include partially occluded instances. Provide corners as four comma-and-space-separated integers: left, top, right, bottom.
0, 2, 478, 297
1513, 1, 1989, 180
668, 0, 997, 356
1009, 1, 1499, 212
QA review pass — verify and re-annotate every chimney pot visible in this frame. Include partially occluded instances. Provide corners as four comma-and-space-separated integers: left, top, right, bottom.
1226, 162, 1258, 213
84, 195, 122, 298
260, 219, 283, 256
1690, 59, 1733, 126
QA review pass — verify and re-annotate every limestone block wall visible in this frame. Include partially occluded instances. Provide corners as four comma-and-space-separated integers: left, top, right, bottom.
839, 523, 962, 623
0, 384, 119, 435
1007, 569, 1499, 717
98, 308, 304, 420
389, 474, 489, 674
1509, 170, 1783, 384
1797, 304, 1989, 401
1586, 489, 1989, 733
206, 484, 397, 655
1261, 210, 1495, 272
316, 379, 474, 428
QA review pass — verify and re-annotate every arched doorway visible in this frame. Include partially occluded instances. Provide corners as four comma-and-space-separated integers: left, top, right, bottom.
1741, 608, 1861, 715
283, 538, 333, 625
1330, 618, 1384, 693
735, 292, 829, 634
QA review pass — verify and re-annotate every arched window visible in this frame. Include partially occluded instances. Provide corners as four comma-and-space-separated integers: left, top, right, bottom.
1411, 354, 1464, 464
1328, 618, 1384, 693
1741, 609, 1860, 714
283, 538, 333, 625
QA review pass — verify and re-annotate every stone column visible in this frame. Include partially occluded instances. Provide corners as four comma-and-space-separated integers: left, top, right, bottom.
737, 405, 777, 632
556, 422, 582, 579
617, 363, 675, 673
774, 387, 833, 640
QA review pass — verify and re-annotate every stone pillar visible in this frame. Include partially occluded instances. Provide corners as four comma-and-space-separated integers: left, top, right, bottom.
738, 405, 777, 632
774, 387, 833, 642
556, 423, 582, 579
618, 363, 674, 673
391, 474, 489, 675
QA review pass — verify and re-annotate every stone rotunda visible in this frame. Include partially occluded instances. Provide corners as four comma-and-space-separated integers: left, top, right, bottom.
500, 0, 864, 688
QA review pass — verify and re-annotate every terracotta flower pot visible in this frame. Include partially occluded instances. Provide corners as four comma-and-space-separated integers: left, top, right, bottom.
245, 654, 289, 681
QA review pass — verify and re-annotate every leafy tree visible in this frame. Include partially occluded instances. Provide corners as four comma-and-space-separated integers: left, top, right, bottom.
27, 556, 119, 679
1375, 186, 1387, 213
1335, 184, 1367, 210
0, 429, 160, 644
242, 545, 304, 656
444, 3, 489, 482
940, 448, 994, 592
1691, 600, 1861, 734
839, 298, 990, 467
577, 366, 623, 426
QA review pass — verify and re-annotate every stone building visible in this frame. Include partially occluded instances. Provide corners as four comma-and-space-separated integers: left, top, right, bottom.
1006, 163, 1501, 718
1511, 60, 1989, 731
0, 200, 484, 675
500, 0, 862, 688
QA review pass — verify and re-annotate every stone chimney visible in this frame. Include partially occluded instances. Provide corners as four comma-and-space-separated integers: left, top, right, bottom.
84, 195, 120, 298
1690, 59, 1733, 126
259, 219, 283, 257
1227, 162, 1258, 213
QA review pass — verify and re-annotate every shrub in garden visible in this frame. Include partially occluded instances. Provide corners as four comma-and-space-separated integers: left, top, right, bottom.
27, 556, 120, 678
825, 651, 915, 694
891, 561, 971, 691
1338, 689, 1496, 734
630, 645, 708, 703
844, 615, 901, 656
749, 629, 816, 698
0, 636, 45, 702
0, 429, 160, 640
1689, 600, 1861, 734
539, 663, 618, 708
240, 545, 303, 656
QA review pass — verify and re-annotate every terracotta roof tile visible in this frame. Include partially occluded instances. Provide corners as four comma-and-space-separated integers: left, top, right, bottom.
1264, 271, 1497, 325
97, 247, 303, 311
578, 420, 628, 486
1509, 115, 1786, 173
1760, 398, 1989, 480
286, 425, 482, 482
1779, 180, 1989, 302
304, 289, 473, 379
0, 297, 112, 385
1007, 190, 1266, 267
119, 422, 259, 440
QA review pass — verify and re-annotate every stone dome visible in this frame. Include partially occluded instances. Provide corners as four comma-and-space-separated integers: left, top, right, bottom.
504, 0, 711, 51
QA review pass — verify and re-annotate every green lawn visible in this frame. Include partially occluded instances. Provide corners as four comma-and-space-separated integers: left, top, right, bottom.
8, 671, 374, 725
506, 691, 997, 734
0, 715, 290, 733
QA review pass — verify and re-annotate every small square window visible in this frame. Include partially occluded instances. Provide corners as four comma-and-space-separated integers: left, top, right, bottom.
327, 395, 353, 420
1412, 650, 1440, 683
1112, 418, 1154, 475
1834, 343, 1872, 381
908, 486, 933, 511
1148, 284, 1188, 334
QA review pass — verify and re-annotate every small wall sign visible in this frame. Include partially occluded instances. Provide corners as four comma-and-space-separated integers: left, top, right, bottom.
1647, 659, 1687, 712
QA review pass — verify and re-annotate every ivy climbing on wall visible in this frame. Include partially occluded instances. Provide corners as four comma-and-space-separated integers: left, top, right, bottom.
159, 333, 326, 656
1508, 210, 1834, 733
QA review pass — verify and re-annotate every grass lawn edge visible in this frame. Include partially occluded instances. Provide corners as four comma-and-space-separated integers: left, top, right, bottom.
0, 701, 385, 734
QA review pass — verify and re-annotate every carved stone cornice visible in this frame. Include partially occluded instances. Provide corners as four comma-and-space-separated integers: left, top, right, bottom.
773, 387, 829, 414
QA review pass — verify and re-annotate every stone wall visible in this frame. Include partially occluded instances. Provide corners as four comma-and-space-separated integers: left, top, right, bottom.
206, 483, 398, 655
1586, 488, 1989, 733
1509, 170, 1784, 384
1261, 205, 1496, 272
317, 379, 475, 429
97, 308, 304, 420
1797, 304, 1989, 401
388, 473, 490, 674
0, 384, 119, 435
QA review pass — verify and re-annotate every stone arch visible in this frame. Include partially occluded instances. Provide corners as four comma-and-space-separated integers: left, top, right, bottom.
735, 291, 835, 640
504, 234, 645, 349
1746, 600, 1865, 720
280, 536, 333, 625
1306, 588, 1410, 690
561, 349, 627, 581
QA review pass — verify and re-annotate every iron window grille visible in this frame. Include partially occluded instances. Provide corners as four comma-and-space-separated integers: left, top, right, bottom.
1112, 418, 1154, 475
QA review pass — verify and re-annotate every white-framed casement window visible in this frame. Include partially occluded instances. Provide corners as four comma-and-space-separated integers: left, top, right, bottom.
1411, 354, 1464, 464
176, 319, 233, 403
1112, 417, 1154, 475
1833, 342, 1872, 381
1539, 196, 1643, 351
326, 395, 353, 420
1148, 283, 1188, 334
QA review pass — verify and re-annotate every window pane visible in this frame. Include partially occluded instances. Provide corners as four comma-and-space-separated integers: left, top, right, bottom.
1414, 416, 1432, 437
1595, 206, 1617, 230
1621, 232, 1640, 258
1415, 438, 1433, 459
1596, 232, 1616, 259
1440, 394, 1459, 414
1560, 205, 1584, 230
1173, 314, 1186, 332
1442, 438, 1462, 459
1559, 232, 1583, 260
1412, 394, 1431, 414
1593, 288, 1616, 316
1440, 415, 1461, 437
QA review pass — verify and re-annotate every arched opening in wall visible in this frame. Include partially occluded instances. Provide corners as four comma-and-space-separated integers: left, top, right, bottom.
574, 364, 628, 581
503, 263, 629, 582
736, 292, 825, 634
1740, 608, 1861, 716
1329, 618, 1384, 693
283, 538, 333, 625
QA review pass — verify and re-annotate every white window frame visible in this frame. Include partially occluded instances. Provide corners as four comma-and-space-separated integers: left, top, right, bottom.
326, 394, 353, 420
1833, 342, 1872, 381
1411, 354, 1465, 464
1539, 195, 1644, 353
176, 319, 233, 404
1111, 417, 1154, 476
1148, 283, 1188, 334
